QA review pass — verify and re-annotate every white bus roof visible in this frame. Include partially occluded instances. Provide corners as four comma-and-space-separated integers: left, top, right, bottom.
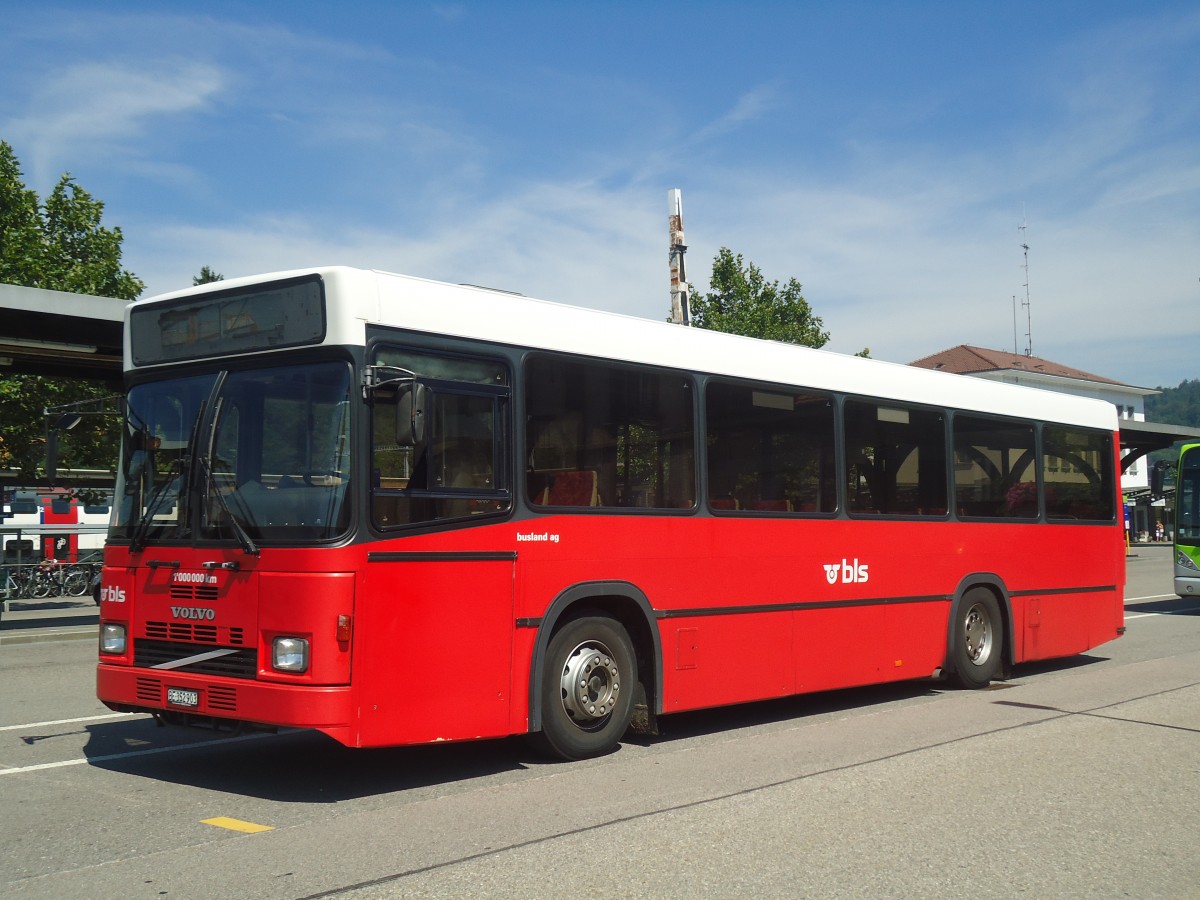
131, 265, 1117, 432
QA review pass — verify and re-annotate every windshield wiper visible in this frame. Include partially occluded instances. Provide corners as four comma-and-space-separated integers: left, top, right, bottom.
198, 454, 260, 557
129, 466, 183, 554
128, 401, 207, 553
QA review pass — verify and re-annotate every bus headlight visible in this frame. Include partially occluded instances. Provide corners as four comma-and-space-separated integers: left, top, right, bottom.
100, 623, 126, 655
1177, 550, 1199, 572
272, 637, 309, 673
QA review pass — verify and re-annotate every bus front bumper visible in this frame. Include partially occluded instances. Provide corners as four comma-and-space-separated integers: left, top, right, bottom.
97, 664, 355, 740
1174, 576, 1200, 599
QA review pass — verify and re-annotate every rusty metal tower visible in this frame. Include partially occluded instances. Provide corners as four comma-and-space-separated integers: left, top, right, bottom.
668, 189, 690, 326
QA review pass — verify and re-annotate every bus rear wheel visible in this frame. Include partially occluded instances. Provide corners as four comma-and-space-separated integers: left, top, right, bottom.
952, 589, 1003, 689
534, 616, 637, 761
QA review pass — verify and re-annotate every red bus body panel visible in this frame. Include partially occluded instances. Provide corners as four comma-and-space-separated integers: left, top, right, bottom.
97, 511, 1124, 748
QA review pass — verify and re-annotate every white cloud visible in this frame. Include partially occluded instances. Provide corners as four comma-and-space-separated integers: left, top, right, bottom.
4, 60, 225, 184
127, 179, 666, 315
6, 5, 1193, 390
689, 84, 781, 145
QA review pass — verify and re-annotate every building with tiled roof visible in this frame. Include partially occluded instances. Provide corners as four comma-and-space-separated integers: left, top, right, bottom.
909, 345, 1126, 387
910, 344, 1154, 405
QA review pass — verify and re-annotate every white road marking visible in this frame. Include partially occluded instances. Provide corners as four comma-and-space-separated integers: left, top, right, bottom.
0, 712, 138, 732
0, 730, 275, 776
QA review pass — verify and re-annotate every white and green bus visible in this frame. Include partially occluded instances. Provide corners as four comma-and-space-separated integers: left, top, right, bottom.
1174, 443, 1200, 598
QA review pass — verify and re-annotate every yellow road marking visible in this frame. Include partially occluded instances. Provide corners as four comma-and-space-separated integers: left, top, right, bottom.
201, 816, 273, 834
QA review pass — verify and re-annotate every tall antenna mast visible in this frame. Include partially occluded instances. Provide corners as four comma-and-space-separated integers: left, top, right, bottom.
1019, 212, 1033, 357
668, 189, 690, 326
1012, 295, 1019, 354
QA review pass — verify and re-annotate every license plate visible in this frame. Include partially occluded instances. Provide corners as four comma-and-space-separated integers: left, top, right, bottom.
166, 688, 199, 708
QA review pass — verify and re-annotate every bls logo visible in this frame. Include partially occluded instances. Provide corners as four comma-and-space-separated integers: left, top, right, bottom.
100, 585, 126, 603
823, 558, 870, 585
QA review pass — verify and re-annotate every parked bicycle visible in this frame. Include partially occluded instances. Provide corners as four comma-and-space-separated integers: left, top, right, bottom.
1, 564, 39, 600
30, 560, 93, 599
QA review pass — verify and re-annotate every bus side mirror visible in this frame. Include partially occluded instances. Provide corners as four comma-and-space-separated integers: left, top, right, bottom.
396, 383, 428, 447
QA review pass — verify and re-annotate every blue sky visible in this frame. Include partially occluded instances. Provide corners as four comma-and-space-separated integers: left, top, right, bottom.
2, 2, 1197, 388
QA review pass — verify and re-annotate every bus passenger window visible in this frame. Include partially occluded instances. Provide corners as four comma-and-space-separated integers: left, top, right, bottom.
525, 355, 695, 510
705, 381, 836, 514
844, 401, 947, 516
953, 415, 1037, 518
1042, 426, 1115, 521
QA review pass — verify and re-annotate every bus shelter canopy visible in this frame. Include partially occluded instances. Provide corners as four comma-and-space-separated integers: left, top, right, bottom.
1119, 419, 1200, 472
0, 283, 123, 381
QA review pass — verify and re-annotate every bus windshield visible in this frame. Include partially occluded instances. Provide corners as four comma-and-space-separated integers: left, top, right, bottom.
111, 361, 353, 545
1178, 445, 1200, 547
113, 373, 215, 542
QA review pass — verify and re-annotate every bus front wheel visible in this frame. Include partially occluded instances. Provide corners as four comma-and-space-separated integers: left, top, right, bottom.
952, 589, 1003, 689
534, 616, 637, 761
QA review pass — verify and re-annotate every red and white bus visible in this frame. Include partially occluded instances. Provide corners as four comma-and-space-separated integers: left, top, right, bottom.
97, 267, 1125, 758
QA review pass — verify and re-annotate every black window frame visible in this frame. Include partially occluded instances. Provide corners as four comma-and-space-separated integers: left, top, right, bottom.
368, 343, 513, 532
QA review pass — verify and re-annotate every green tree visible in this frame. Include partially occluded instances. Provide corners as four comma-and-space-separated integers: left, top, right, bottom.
688, 247, 830, 348
0, 140, 142, 484
41, 177, 144, 298
1144, 379, 1200, 471
0, 142, 43, 285
194, 265, 224, 285
1145, 379, 1200, 429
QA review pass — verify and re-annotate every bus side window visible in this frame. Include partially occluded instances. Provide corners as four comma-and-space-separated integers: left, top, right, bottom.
953, 415, 1038, 518
1042, 426, 1115, 521
844, 401, 946, 516
705, 381, 836, 514
525, 354, 695, 510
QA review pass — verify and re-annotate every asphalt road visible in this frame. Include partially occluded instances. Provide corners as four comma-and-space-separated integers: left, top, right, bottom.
1, 544, 1197, 899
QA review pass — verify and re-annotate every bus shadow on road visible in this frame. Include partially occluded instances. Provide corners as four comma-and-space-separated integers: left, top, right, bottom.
79, 656, 1113, 801
626, 653, 1112, 750
1005, 653, 1109, 679
1125, 598, 1200, 615
81, 719, 533, 803
79, 682, 950, 801
624, 679, 948, 750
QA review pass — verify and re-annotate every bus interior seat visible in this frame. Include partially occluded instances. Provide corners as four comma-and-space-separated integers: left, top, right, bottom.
545, 470, 599, 507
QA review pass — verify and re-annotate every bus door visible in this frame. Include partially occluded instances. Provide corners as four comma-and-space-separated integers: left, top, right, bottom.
358, 553, 515, 745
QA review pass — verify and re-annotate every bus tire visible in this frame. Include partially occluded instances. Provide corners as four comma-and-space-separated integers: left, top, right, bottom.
952, 588, 1003, 689
533, 616, 637, 761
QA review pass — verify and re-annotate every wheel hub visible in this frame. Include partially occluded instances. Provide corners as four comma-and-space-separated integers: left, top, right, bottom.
963, 605, 993, 665
559, 640, 620, 722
